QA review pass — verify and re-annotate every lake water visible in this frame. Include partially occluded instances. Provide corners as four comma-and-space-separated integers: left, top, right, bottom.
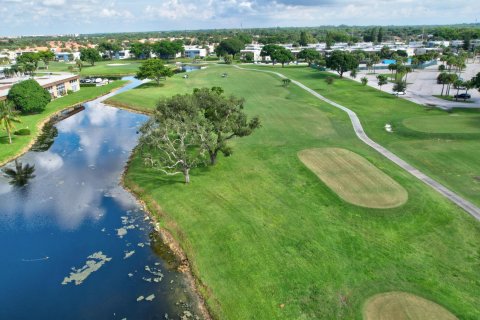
0, 77, 202, 319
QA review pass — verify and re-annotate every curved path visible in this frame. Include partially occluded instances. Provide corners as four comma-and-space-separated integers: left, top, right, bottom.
234, 65, 480, 221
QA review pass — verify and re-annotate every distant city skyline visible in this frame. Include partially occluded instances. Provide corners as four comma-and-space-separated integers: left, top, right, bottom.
0, 0, 478, 36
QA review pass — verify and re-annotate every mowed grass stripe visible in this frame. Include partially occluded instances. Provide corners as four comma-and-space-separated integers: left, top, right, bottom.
299, 148, 408, 208
403, 115, 480, 134
364, 292, 458, 320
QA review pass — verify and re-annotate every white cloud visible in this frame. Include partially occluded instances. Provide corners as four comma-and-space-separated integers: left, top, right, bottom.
42, 0, 66, 6
0, 0, 478, 36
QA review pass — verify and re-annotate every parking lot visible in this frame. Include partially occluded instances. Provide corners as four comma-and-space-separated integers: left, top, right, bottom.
355, 62, 480, 109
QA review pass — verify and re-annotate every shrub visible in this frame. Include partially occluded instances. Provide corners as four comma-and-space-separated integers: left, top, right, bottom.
325, 76, 335, 85
7, 79, 51, 114
14, 128, 31, 136
361, 77, 368, 85
80, 83, 96, 87
67, 90, 74, 95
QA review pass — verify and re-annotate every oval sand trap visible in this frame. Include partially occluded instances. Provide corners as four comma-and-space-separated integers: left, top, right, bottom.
298, 148, 408, 209
364, 292, 458, 320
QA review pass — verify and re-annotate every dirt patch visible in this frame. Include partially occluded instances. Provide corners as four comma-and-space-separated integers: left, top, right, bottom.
298, 148, 408, 209
363, 291, 458, 320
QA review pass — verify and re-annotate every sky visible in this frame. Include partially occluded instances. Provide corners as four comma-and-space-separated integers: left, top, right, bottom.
0, 0, 478, 36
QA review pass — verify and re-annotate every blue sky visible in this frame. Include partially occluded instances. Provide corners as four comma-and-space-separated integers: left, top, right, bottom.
0, 0, 478, 36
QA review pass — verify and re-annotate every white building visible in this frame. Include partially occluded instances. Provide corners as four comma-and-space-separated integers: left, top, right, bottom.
240, 44, 264, 61
183, 46, 207, 58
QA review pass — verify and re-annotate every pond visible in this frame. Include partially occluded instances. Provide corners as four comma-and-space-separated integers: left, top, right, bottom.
181, 65, 204, 72
0, 77, 202, 319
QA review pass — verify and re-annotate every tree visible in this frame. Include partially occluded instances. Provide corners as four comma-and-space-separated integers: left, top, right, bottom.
98, 41, 122, 59
38, 50, 55, 69
130, 42, 151, 59
136, 59, 174, 85
377, 27, 384, 43
299, 31, 315, 46
152, 40, 184, 59
371, 54, 381, 74
16, 52, 40, 72
350, 69, 357, 79
215, 38, 244, 57
377, 74, 388, 90
325, 50, 359, 78
437, 72, 449, 96
392, 81, 407, 95
0, 100, 21, 144
192, 87, 260, 165
80, 48, 101, 66
361, 76, 368, 86
139, 94, 207, 184
471, 72, 480, 92
453, 79, 464, 100
260, 44, 283, 64
243, 52, 254, 63
223, 55, 233, 64
7, 79, 51, 114
75, 58, 83, 72
272, 47, 294, 67
297, 49, 320, 66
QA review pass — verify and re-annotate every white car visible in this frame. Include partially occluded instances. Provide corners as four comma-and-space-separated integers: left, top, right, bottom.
391, 91, 406, 96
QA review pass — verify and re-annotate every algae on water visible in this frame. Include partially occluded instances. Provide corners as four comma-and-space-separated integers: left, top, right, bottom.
61, 251, 112, 286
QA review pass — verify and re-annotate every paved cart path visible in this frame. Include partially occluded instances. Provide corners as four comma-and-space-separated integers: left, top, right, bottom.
234, 65, 480, 221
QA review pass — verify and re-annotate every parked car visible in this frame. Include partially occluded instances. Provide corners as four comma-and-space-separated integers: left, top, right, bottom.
391, 91, 406, 95
454, 93, 471, 100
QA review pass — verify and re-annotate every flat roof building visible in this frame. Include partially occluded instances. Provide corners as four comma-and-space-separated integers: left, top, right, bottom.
0, 73, 80, 101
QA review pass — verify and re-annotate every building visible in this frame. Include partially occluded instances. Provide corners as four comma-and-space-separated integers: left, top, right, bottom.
183, 46, 207, 58
115, 50, 131, 60
54, 52, 80, 62
0, 73, 80, 101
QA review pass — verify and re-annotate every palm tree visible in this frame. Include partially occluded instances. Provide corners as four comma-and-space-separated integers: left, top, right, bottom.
0, 100, 21, 144
2, 159, 36, 187
453, 79, 464, 100
371, 54, 381, 74
404, 66, 413, 83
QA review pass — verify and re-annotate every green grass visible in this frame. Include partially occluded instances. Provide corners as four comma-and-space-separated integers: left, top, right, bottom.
403, 114, 480, 133
433, 95, 473, 103
40, 60, 143, 77
0, 81, 127, 164
245, 65, 480, 208
116, 65, 479, 319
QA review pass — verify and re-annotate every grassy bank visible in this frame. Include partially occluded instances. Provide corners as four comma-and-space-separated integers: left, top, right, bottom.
114, 65, 479, 319
247, 65, 480, 208
0, 80, 127, 165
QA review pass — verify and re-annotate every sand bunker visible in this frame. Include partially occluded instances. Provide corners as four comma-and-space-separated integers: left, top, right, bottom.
363, 291, 458, 320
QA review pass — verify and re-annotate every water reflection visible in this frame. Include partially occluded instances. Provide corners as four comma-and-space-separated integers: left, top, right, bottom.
2, 159, 36, 187
0, 78, 202, 319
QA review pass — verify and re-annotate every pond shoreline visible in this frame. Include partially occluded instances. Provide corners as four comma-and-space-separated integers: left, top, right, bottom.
120, 148, 213, 320
0, 82, 129, 167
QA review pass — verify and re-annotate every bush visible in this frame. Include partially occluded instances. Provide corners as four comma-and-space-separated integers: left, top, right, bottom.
325, 76, 335, 85
80, 83, 96, 87
7, 79, 51, 114
14, 128, 31, 136
67, 90, 74, 95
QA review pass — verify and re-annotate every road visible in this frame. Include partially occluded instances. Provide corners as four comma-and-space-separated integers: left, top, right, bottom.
234, 65, 480, 221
